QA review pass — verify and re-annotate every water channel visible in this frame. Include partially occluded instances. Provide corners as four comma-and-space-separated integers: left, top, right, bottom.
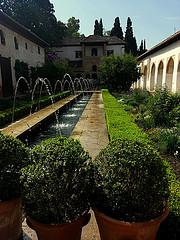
26, 94, 91, 147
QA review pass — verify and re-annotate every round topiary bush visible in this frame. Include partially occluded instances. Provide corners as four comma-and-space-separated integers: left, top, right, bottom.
0, 133, 29, 201
20, 136, 94, 224
93, 139, 170, 222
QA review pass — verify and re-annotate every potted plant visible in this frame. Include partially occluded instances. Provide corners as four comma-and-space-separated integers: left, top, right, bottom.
0, 132, 29, 240
93, 139, 170, 240
20, 136, 93, 240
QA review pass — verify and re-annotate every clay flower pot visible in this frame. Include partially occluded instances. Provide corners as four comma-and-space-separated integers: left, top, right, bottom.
26, 213, 91, 240
0, 198, 22, 240
94, 208, 169, 240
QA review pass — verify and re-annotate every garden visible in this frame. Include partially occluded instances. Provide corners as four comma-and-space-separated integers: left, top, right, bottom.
102, 89, 180, 239
0, 54, 179, 240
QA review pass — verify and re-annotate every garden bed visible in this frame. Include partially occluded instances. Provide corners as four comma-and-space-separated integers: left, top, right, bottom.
102, 89, 180, 240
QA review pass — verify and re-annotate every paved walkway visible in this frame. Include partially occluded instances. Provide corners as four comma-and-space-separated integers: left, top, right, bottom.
72, 92, 109, 239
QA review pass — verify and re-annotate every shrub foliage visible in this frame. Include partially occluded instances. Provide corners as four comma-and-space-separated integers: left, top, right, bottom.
100, 54, 140, 91
20, 136, 94, 224
0, 133, 29, 201
93, 139, 169, 222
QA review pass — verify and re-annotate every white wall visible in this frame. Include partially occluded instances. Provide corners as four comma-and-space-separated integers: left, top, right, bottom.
0, 23, 45, 90
53, 46, 82, 61
106, 44, 125, 55
85, 46, 104, 57
137, 41, 180, 93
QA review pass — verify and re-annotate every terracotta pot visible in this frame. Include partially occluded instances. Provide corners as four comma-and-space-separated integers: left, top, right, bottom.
27, 212, 91, 240
0, 198, 22, 240
94, 208, 169, 240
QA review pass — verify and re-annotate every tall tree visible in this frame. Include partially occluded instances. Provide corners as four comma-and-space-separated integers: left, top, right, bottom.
66, 17, 80, 37
0, 0, 67, 44
94, 18, 103, 36
138, 39, 147, 55
94, 19, 99, 35
124, 17, 137, 55
110, 17, 123, 40
99, 18, 103, 36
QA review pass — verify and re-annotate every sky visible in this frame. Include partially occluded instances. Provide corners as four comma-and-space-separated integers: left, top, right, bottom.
51, 0, 180, 49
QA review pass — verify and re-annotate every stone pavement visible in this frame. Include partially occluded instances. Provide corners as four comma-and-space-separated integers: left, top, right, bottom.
72, 92, 109, 239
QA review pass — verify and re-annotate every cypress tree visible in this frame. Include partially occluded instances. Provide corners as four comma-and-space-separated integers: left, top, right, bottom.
99, 18, 103, 36
94, 19, 99, 35
125, 17, 137, 55
110, 17, 123, 40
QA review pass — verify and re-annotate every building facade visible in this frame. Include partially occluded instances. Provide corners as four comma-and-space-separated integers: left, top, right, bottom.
0, 11, 48, 97
134, 31, 180, 93
52, 35, 125, 79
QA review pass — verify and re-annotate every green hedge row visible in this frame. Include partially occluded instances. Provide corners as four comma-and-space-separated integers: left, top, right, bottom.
102, 89, 151, 144
102, 89, 180, 239
0, 91, 70, 128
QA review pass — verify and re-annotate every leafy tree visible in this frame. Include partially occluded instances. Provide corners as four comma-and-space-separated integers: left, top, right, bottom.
100, 54, 140, 92
66, 17, 80, 37
0, 0, 66, 44
110, 17, 123, 40
125, 17, 138, 55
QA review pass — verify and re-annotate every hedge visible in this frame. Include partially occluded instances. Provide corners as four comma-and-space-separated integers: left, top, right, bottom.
102, 89, 180, 239
102, 89, 151, 144
0, 91, 70, 128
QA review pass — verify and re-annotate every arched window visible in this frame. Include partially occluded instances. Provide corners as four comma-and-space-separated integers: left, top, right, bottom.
177, 61, 180, 92
143, 66, 147, 89
165, 58, 174, 91
14, 37, 19, 50
0, 30, 5, 45
91, 48, 98, 56
157, 61, 163, 89
150, 63, 155, 91
92, 65, 97, 72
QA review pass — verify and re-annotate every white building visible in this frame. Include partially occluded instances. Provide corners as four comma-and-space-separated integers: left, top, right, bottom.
135, 31, 180, 93
0, 11, 48, 97
52, 35, 125, 79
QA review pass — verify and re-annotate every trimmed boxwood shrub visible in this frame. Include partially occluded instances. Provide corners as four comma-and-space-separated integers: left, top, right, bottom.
0, 133, 29, 201
93, 139, 169, 222
20, 136, 94, 224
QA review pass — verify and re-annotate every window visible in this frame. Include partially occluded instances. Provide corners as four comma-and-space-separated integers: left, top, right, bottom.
38, 46, 41, 54
92, 65, 97, 72
107, 50, 114, 56
75, 51, 82, 58
0, 30, 5, 45
25, 42, 28, 49
91, 48, 98, 56
14, 37, 19, 49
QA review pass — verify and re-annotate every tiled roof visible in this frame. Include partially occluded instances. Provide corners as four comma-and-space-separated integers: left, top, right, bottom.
138, 31, 180, 61
0, 10, 49, 47
53, 35, 125, 47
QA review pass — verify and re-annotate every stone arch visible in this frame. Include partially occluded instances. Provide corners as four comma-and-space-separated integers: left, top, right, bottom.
143, 66, 147, 89
177, 61, 180, 92
165, 57, 174, 91
157, 61, 163, 89
150, 63, 155, 91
